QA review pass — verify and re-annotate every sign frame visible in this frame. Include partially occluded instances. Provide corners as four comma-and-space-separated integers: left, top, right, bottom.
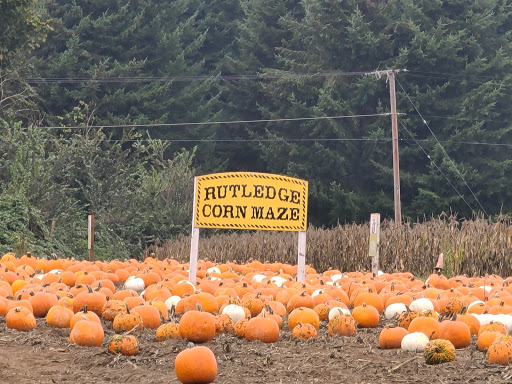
189, 172, 308, 282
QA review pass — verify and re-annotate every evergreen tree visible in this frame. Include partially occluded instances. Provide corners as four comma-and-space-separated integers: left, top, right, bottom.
0, 0, 50, 124
32, 0, 222, 165
384, 0, 512, 218
257, 0, 512, 223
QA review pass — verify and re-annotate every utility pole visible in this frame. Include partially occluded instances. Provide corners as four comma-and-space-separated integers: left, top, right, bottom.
388, 70, 401, 224
371, 69, 403, 223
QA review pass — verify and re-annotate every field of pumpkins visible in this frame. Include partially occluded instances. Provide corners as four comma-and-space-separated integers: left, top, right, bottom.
1, 252, 512, 383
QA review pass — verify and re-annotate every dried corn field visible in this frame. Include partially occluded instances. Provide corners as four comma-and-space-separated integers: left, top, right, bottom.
146, 215, 512, 278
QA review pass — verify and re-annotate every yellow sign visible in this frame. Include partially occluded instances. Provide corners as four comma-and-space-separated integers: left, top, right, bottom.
194, 172, 308, 231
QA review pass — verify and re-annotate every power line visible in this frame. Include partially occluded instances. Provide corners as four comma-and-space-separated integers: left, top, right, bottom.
403, 72, 509, 87
396, 78, 489, 216
407, 70, 504, 80
28, 69, 511, 85
34, 112, 390, 130
21, 134, 512, 147
399, 121, 477, 214
27, 69, 382, 84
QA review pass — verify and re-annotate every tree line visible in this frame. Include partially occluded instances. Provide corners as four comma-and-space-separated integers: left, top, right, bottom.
1, 0, 512, 258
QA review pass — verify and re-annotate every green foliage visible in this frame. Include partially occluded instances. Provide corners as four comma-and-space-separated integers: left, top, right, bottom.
0, 123, 195, 259
2, 0, 512, 261
0, 0, 51, 124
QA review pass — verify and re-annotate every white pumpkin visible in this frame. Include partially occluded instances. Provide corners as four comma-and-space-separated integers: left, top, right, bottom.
467, 300, 486, 310
206, 266, 221, 274
328, 307, 351, 321
401, 332, 429, 351
330, 274, 344, 282
409, 298, 434, 312
473, 313, 512, 332
251, 274, 267, 284
33, 273, 45, 281
221, 304, 246, 323
164, 295, 182, 311
124, 276, 145, 292
311, 289, 325, 297
270, 276, 288, 287
384, 303, 408, 320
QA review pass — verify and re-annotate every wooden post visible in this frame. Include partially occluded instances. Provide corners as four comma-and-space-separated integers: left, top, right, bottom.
389, 70, 401, 224
369, 213, 381, 276
189, 227, 200, 283
297, 231, 307, 282
188, 178, 199, 282
88, 214, 94, 262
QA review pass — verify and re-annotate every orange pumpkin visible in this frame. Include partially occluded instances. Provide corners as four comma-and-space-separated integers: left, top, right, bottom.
108, 334, 139, 356
175, 346, 217, 384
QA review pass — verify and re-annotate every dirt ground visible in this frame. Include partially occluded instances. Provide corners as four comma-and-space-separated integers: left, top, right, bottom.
0, 317, 510, 384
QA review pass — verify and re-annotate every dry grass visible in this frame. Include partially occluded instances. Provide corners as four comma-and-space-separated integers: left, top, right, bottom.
145, 214, 512, 278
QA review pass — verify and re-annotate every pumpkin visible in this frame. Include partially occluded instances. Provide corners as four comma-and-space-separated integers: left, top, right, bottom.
478, 320, 508, 336
478, 331, 503, 352
288, 307, 320, 330
286, 291, 315, 312
424, 339, 456, 365
132, 304, 162, 329
245, 313, 280, 343
179, 309, 216, 343
101, 300, 128, 322
70, 320, 104, 347
456, 312, 481, 336
351, 303, 380, 328
70, 305, 102, 331
327, 306, 351, 321
409, 298, 434, 312
5, 306, 36, 331
352, 291, 384, 314
397, 309, 419, 329
108, 334, 140, 356
441, 297, 465, 317
487, 336, 512, 365
113, 305, 144, 333
46, 305, 73, 328
435, 315, 471, 349
28, 291, 59, 317
242, 292, 269, 317
182, 292, 219, 314
234, 318, 248, 338
328, 314, 356, 337
175, 345, 217, 384
156, 323, 181, 341
221, 304, 246, 324
164, 296, 182, 312
292, 322, 317, 340
171, 280, 196, 298
384, 302, 408, 320
408, 316, 440, 339
72, 285, 107, 316
401, 332, 429, 351
379, 326, 408, 349
214, 313, 235, 334
124, 276, 145, 292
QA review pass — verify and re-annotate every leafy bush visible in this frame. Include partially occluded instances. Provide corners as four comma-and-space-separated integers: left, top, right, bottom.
0, 123, 195, 259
